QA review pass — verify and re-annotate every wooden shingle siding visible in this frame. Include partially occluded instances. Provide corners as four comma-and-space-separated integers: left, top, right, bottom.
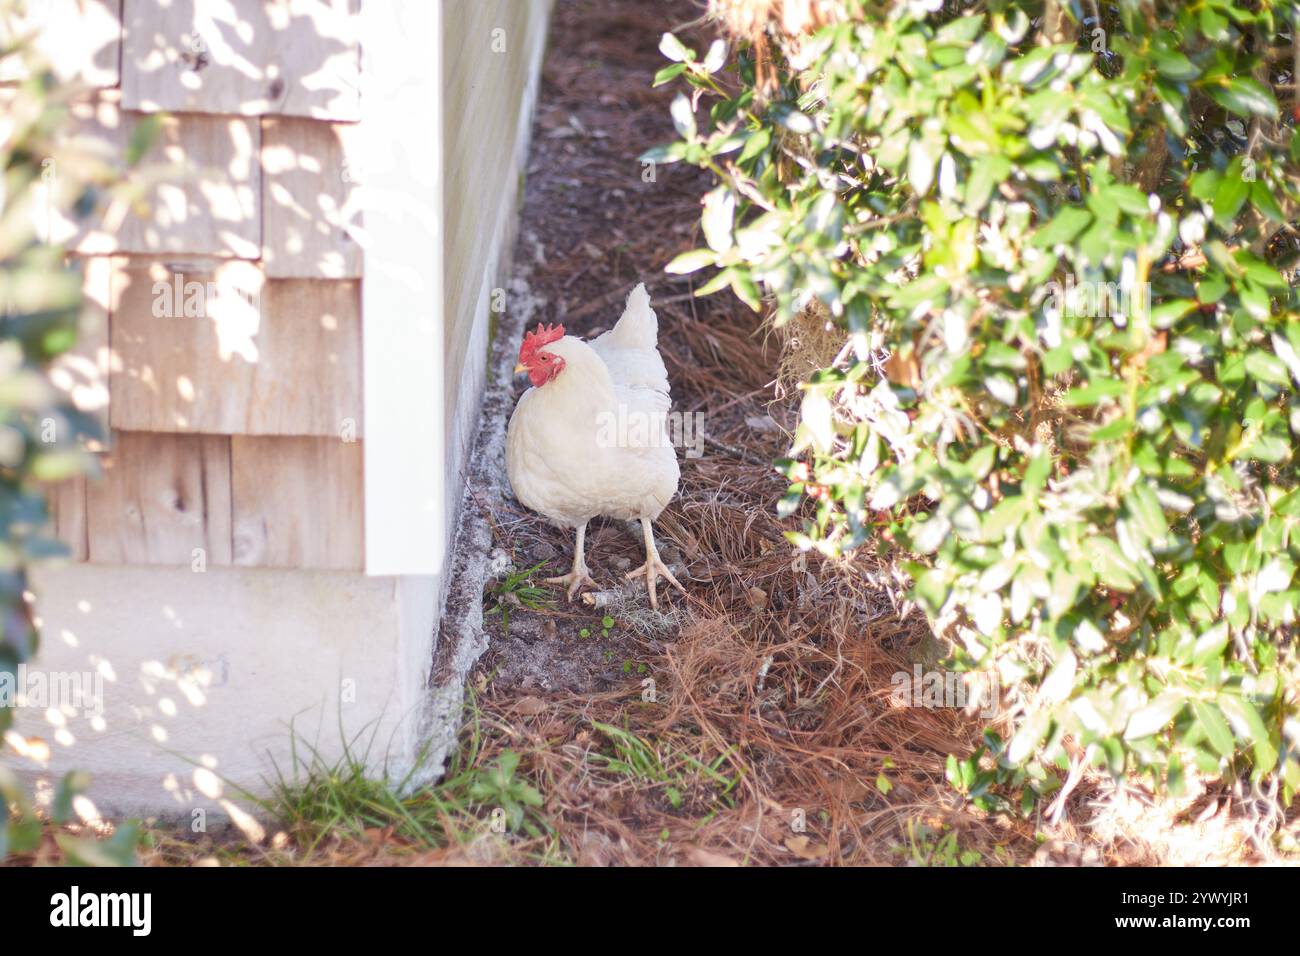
0, 0, 122, 88
50, 256, 115, 447
47, 477, 89, 563
34, 2, 373, 571
254, 278, 363, 434
107, 259, 362, 435
65, 96, 262, 258
121, 0, 361, 120
35, 0, 549, 575
86, 431, 233, 566
14, 2, 347, 572
260, 116, 363, 278
231, 435, 363, 569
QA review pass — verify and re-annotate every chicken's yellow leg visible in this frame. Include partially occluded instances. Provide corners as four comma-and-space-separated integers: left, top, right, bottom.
625, 517, 686, 610
545, 521, 596, 601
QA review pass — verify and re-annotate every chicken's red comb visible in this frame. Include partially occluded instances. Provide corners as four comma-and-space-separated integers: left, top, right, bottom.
519, 322, 565, 363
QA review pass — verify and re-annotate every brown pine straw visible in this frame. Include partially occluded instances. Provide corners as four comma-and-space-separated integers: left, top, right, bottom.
708, 0, 845, 39
408, 0, 1044, 866
706, 0, 848, 91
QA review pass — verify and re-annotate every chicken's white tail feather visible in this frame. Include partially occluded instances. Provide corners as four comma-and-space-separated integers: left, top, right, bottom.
600, 282, 657, 351
588, 281, 670, 401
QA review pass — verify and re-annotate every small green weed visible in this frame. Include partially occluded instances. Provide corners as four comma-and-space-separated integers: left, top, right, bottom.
896, 819, 987, 868
589, 721, 740, 812
484, 561, 553, 635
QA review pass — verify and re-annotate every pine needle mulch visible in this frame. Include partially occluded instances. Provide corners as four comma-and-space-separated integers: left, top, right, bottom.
417, 0, 1031, 867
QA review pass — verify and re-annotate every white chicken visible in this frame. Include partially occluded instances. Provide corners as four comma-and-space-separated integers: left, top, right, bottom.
506, 283, 685, 608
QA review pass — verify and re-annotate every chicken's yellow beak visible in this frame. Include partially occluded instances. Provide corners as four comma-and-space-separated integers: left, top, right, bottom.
513, 362, 528, 375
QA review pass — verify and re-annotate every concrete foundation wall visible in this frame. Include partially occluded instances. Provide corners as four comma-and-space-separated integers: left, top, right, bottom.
13, 564, 436, 820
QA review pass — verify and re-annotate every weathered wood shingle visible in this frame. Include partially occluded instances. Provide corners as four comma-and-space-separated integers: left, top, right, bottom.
65, 96, 262, 259
231, 435, 363, 569
121, 0, 361, 120
86, 431, 233, 566
107, 259, 362, 436
260, 117, 363, 278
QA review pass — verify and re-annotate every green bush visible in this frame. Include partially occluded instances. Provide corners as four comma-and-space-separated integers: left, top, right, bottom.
653, 0, 1300, 810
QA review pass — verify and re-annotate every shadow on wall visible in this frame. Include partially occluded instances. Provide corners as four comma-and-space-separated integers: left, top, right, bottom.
14, 562, 424, 830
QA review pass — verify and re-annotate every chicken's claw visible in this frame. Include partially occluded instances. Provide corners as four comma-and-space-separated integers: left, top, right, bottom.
625, 555, 686, 610
545, 567, 597, 602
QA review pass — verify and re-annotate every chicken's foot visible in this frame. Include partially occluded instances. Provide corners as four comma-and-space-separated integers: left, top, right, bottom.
625, 517, 686, 610
545, 522, 596, 601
